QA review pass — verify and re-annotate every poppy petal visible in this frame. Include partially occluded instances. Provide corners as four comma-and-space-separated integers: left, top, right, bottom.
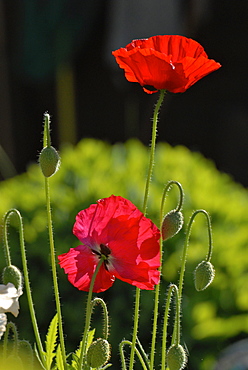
112, 35, 221, 94
58, 245, 115, 293
59, 195, 161, 292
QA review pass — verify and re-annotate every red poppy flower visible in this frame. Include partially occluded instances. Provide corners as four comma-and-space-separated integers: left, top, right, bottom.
112, 35, 221, 94
58, 195, 161, 293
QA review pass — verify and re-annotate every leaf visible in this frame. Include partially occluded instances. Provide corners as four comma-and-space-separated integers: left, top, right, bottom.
70, 329, 95, 369
45, 313, 59, 369
33, 343, 46, 369
86, 328, 95, 350
55, 344, 64, 370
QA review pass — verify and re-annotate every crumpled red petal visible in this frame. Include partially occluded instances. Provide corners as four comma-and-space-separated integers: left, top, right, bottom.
58, 195, 161, 293
112, 35, 221, 94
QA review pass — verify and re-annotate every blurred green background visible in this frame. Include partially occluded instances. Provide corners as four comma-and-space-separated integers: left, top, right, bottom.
0, 138, 248, 369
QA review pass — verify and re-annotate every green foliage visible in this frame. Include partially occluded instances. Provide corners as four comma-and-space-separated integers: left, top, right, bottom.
44, 314, 58, 369
0, 138, 248, 370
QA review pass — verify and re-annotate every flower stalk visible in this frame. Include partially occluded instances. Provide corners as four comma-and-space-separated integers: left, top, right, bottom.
150, 181, 184, 369
129, 89, 165, 370
2, 209, 45, 366
79, 258, 105, 368
42, 113, 67, 368
172, 209, 213, 344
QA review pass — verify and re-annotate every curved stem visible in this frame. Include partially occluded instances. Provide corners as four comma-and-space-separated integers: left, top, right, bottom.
160, 181, 184, 219
44, 178, 67, 369
178, 209, 213, 300
2, 322, 18, 359
172, 209, 213, 343
91, 297, 109, 340
3, 209, 45, 365
120, 340, 148, 370
79, 258, 105, 368
130, 89, 166, 370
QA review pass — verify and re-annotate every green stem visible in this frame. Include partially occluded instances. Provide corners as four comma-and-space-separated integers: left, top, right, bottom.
43, 113, 51, 147
172, 209, 213, 343
129, 89, 166, 370
79, 258, 105, 368
44, 178, 67, 369
150, 181, 184, 369
161, 284, 179, 370
3, 209, 45, 366
120, 340, 148, 370
142, 89, 166, 214
91, 297, 109, 340
160, 181, 184, 217
178, 209, 213, 300
2, 322, 18, 359
3, 211, 13, 266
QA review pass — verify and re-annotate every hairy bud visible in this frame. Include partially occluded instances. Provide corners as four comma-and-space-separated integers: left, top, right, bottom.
194, 260, 215, 291
162, 210, 183, 241
39, 146, 60, 177
86, 338, 110, 368
2, 265, 22, 290
167, 344, 187, 370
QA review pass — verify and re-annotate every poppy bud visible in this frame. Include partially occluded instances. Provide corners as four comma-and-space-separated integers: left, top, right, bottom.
162, 210, 183, 241
86, 338, 110, 368
2, 265, 22, 290
39, 146, 60, 177
194, 260, 215, 291
167, 344, 187, 370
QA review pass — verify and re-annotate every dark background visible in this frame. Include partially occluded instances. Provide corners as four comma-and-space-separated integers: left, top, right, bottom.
1, 0, 248, 186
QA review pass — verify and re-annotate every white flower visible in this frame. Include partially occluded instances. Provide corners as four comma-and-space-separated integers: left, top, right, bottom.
0, 283, 23, 317
0, 313, 7, 339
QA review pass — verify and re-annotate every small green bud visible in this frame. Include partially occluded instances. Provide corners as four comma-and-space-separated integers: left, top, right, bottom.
194, 260, 215, 291
39, 146, 60, 177
167, 344, 187, 370
86, 338, 110, 368
2, 265, 22, 290
162, 210, 184, 241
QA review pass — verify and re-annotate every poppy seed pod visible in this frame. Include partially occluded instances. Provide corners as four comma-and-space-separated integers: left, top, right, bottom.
2, 265, 22, 290
194, 260, 215, 291
167, 344, 187, 370
86, 338, 110, 368
39, 146, 60, 177
162, 210, 184, 241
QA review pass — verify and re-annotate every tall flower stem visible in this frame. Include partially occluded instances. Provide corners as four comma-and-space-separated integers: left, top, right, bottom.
129, 89, 166, 370
79, 258, 105, 368
3, 209, 45, 366
44, 177, 67, 369
150, 181, 184, 369
161, 284, 179, 370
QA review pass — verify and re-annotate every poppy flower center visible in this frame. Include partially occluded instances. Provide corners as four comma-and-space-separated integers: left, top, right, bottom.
92, 244, 111, 270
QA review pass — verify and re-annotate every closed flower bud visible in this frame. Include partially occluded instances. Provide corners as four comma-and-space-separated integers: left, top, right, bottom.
39, 146, 60, 177
86, 338, 110, 368
162, 210, 183, 241
167, 344, 187, 370
2, 265, 22, 290
194, 260, 215, 291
